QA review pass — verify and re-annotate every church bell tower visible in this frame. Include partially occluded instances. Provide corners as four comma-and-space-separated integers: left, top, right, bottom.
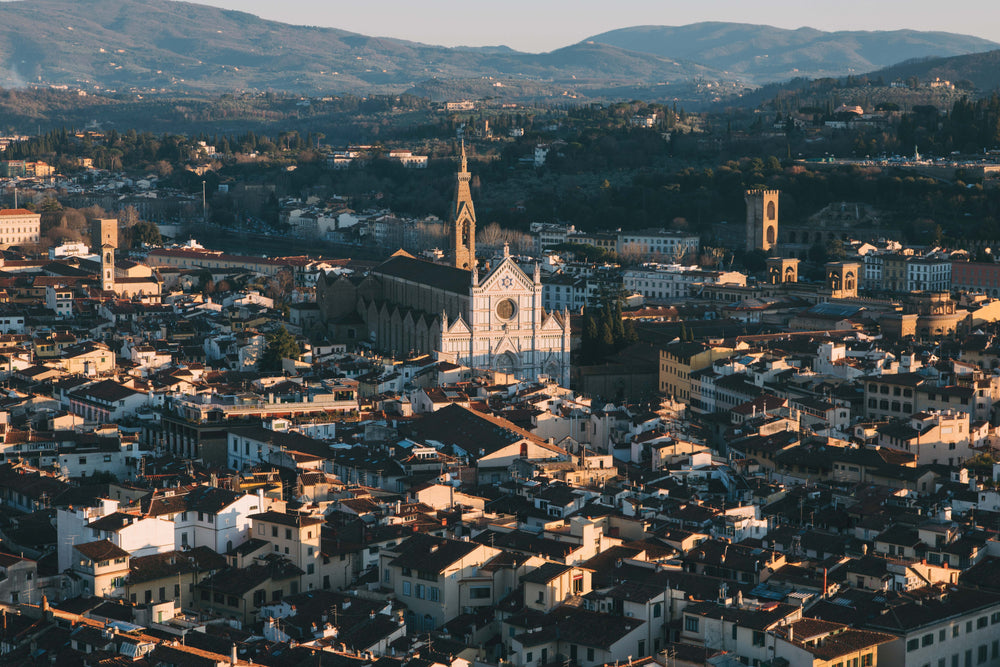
101, 243, 115, 293
451, 140, 476, 270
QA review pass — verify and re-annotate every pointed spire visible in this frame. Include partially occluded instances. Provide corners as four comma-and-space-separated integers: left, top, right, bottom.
460, 137, 468, 173
441, 309, 448, 330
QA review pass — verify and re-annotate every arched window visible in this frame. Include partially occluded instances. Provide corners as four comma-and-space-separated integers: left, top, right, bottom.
766, 226, 775, 244
767, 201, 776, 220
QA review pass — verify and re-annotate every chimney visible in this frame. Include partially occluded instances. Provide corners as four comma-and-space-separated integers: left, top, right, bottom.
230, 643, 237, 665
788, 624, 794, 643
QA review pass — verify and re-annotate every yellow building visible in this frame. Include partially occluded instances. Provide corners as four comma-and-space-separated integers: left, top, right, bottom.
249, 510, 324, 592
659, 341, 734, 401
126, 547, 227, 611
71, 540, 130, 599
56, 341, 115, 375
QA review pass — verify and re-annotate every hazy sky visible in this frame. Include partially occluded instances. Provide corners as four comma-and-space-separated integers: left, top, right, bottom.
185, 0, 1000, 51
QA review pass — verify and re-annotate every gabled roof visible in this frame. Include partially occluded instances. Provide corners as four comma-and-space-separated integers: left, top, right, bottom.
74, 539, 129, 562
390, 533, 481, 573
373, 254, 470, 294
404, 403, 564, 458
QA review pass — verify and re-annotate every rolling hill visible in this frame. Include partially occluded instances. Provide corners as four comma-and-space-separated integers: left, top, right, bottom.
0, 0, 733, 97
586, 23, 1000, 84
0, 1, 995, 101
867, 49, 1000, 91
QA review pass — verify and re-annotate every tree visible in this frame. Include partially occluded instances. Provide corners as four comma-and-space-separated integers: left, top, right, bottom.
130, 220, 162, 247
259, 326, 301, 371
825, 238, 847, 260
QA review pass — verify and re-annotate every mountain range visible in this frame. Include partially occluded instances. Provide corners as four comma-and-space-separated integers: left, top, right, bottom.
588, 23, 1000, 83
0, 0, 997, 100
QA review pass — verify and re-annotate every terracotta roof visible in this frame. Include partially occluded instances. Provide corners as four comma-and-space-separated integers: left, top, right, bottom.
74, 539, 130, 562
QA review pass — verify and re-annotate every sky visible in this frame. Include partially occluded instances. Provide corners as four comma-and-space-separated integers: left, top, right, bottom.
183, 0, 1000, 52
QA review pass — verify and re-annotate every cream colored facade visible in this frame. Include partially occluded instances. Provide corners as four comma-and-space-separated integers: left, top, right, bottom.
659, 342, 734, 401
249, 512, 323, 592
0, 209, 41, 246
439, 251, 571, 386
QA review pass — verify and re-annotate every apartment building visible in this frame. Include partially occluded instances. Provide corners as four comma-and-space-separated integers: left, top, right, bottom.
249, 510, 324, 592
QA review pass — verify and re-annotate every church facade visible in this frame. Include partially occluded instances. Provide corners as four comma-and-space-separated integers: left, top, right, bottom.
318, 145, 571, 386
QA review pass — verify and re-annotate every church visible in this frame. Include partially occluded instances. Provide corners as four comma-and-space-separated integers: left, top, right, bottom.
317, 145, 571, 386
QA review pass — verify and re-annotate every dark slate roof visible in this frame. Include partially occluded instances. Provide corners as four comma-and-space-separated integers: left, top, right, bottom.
197, 558, 303, 595
128, 547, 227, 584
373, 254, 470, 295
184, 485, 243, 514
250, 510, 324, 528
390, 533, 480, 573
683, 600, 797, 630
521, 562, 572, 585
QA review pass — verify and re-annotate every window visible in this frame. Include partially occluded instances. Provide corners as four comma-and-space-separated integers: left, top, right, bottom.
307, 564, 315, 574
526, 653, 533, 664
977, 617, 988, 629
384, 569, 391, 583
285, 529, 292, 540
732, 625, 738, 640
402, 582, 411, 596
862, 655, 873, 667
955, 626, 960, 637
978, 645, 988, 664
753, 631, 766, 647
272, 526, 278, 537
941, 629, 947, 642
429, 587, 440, 601
924, 633, 934, 647
907, 639, 919, 652
685, 616, 699, 633
470, 587, 490, 599
416, 584, 425, 599
653, 603, 662, 618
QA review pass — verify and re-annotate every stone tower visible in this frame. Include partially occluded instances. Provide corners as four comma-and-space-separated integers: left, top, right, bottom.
825, 261, 860, 299
91, 218, 118, 253
451, 140, 476, 270
745, 189, 779, 252
101, 243, 115, 293
766, 257, 799, 285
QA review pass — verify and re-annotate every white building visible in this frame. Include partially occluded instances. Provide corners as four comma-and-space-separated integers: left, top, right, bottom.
174, 485, 263, 553
907, 257, 951, 292
617, 229, 699, 262
623, 264, 747, 301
